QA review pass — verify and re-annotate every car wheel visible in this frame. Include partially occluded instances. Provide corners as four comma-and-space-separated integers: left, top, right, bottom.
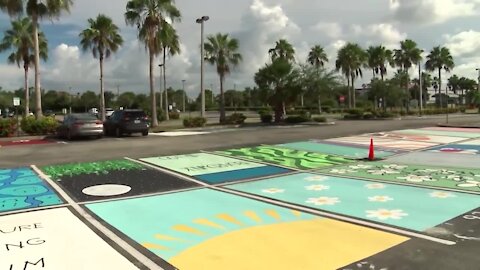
103, 127, 109, 136
67, 129, 73, 140
142, 130, 149, 136
115, 127, 122, 137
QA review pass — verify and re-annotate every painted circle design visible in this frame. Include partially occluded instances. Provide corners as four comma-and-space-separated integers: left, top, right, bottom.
82, 184, 132, 197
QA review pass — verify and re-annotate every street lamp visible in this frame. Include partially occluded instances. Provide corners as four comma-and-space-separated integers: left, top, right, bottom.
196, 15, 209, 117
418, 61, 423, 116
159, 64, 164, 111
69, 86, 72, 114
182, 79, 186, 113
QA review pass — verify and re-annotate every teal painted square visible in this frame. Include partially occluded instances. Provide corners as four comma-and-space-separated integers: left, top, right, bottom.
0, 168, 63, 213
87, 189, 314, 260
278, 141, 395, 159
195, 166, 291, 184
228, 173, 480, 232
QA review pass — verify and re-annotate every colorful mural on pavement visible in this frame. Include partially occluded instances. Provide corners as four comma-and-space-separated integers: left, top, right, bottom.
0, 207, 139, 270
140, 153, 291, 184
360, 132, 466, 144
87, 189, 407, 270
392, 129, 480, 138
277, 141, 395, 159
228, 173, 480, 231
218, 146, 353, 170
325, 136, 438, 150
0, 168, 62, 213
317, 162, 480, 193
427, 144, 480, 155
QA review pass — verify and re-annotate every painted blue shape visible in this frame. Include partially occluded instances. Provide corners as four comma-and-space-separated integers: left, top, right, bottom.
229, 173, 480, 232
195, 166, 291, 184
427, 144, 480, 154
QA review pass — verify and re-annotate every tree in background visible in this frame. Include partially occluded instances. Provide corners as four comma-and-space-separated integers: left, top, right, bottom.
0, 17, 47, 116
204, 33, 242, 123
425, 46, 454, 107
79, 14, 123, 121
394, 39, 423, 110
269, 39, 295, 62
336, 43, 366, 109
125, 0, 181, 126
307, 45, 329, 113
159, 21, 180, 120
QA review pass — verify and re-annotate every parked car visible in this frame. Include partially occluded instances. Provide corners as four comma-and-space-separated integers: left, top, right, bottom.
57, 113, 104, 140
103, 109, 149, 137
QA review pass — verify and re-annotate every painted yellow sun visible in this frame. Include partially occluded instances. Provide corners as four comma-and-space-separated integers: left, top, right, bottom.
142, 209, 408, 270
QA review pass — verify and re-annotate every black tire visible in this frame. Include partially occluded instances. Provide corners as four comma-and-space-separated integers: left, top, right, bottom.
103, 127, 109, 136
67, 129, 73, 141
142, 130, 149, 136
115, 127, 122, 137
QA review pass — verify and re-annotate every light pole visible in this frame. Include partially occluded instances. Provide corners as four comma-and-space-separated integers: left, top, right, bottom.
69, 86, 72, 114
418, 62, 423, 116
158, 64, 164, 112
196, 15, 209, 117
476, 68, 480, 92
182, 79, 186, 113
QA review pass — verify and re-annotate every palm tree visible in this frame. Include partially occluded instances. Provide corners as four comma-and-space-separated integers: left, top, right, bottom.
394, 39, 423, 110
79, 14, 123, 122
425, 46, 454, 107
0, 17, 47, 116
0, 0, 73, 118
366, 45, 394, 109
269, 39, 295, 62
159, 21, 180, 121
335, 43, 366, 109
125, 0, 181, 127
204, 33, 242, 123
307, 45, 328, 113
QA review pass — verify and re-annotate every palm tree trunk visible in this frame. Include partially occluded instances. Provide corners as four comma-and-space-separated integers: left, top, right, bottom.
219, 74, 226, 123
99, 55, 106, 122
318, 94, 322, 114
163, 49, 169, 121
405, 68, 410, 112
381, 73, 386, 111
347, 76, 351, 109
149, 51, 158, 127
24, 64, 29, 117
438, 68, 442, 108
32, 15, 42, 119
351, 76, 356, 109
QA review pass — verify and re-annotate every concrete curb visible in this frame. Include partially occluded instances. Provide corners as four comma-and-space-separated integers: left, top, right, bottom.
436, 123, 480, 129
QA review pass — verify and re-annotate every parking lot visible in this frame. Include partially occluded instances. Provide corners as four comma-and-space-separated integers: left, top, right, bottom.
0, 123, 479, 270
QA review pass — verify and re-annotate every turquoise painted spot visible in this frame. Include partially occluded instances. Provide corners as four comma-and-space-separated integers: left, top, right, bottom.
398, 129, 480, 138
0, 197, 31, 210
278, 141, 395, 159
0, 185, 48, 196
36, 194, 63, 206
0, 175, 10, 182
229, 173, 480, 232
196, 166, 291, 184
0, 169, 11, 174
427, 144, 480, 154
12, 176, 42, 185
87, 189, 314, 260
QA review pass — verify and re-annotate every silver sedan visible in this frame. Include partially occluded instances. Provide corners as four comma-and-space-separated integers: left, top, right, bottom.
57, 113, 104, 140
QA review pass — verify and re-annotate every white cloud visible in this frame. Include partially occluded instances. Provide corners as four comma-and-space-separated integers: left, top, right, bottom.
389, 0, 480, 24
352, 23, 407, 48
444, 30, 480, 58
311, 22, 343, 39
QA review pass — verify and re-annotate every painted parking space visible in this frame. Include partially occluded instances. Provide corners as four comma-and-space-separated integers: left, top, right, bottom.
360, 132, 467, 144
0, 207, 139, 270
325, 136, 438, 150
0, 168, 62, 213
140, 153, 291, 184
0, 139, 56, 147
218, 145, 354, 170
41, 160, 200, 202
277, 141, 395, 159
387, 151, 480, 169
86, 188, 408, 270
392, 129, 480, 138
426, 144, 480, 155
228, 173, 480, 232
317, 162, 480, 193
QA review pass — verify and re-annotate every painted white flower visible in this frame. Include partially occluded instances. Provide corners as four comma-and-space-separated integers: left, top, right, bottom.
330, 168, 357, 174
440, 169, 458, 175
368, 196, 394, 202
366, 209, 408, 220
305, 184, 330, 191
261, 188, 285, 194
458, 180, 480, 188
368, 169, 400, 175
445, 175, 473, 182
349, 164, 373, 170
365, 183, 386, 189
397, 175, 434, 183
429, 191, 456, 199
304, 175, 329, 182
306, 197, 340, 206
383, 164, 407, 170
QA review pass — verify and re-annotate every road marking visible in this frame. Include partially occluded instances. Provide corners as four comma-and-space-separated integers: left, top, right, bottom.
31, 165, 164, 270
126, 158, 457, 246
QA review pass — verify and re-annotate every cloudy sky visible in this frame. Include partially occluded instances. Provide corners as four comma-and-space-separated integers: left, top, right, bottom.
0, 0, 479, 98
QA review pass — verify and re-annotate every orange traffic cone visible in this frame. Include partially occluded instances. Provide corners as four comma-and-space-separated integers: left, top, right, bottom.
368, 138, 375, 161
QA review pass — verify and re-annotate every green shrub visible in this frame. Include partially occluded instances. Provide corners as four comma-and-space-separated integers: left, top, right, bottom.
225, 113, 247, 125
344, 114, 363, 120
313, 116, 327, 123
168, 111, 180, 120
0, 118, 17, 137
183, 117, 207, 128
377, 112, 396, 118
285, 115, 310, 124
345, 109, 364, 116
21, 116, 58, 135
260, 114, 273, 123
363, 113, 375, 120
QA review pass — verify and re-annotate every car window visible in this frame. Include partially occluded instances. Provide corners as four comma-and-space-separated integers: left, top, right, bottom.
124, 111, 146, 118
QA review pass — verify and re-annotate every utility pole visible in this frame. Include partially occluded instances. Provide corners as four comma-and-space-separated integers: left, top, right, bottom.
196, 16, 209, 117
69, 86, 72, 114
182, 80, 186, 113
159, 64, 164, 111
210, 83, 214, 104
419, 62, 423, 116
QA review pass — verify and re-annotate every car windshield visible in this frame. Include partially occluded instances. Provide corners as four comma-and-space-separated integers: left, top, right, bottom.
124, 111, 145, 118
73, 114, 98, 121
